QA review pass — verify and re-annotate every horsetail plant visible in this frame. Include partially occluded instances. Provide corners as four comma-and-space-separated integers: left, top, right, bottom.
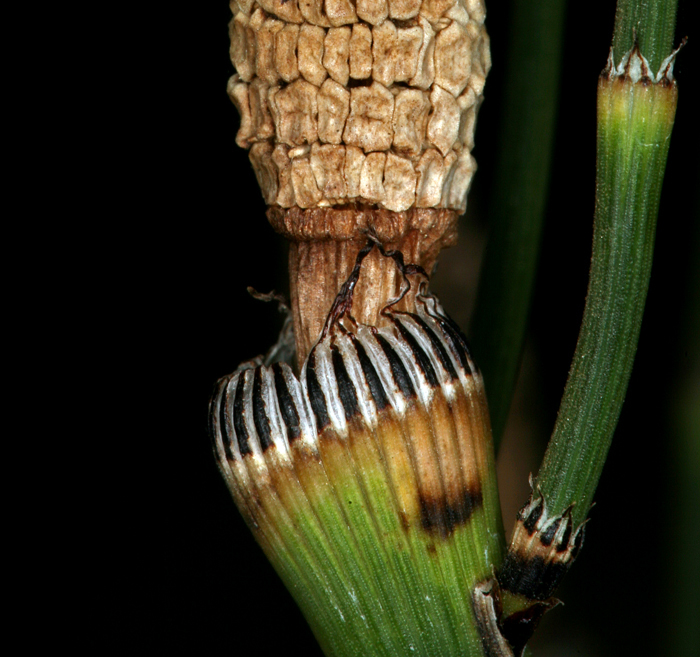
210, 0, 684, 654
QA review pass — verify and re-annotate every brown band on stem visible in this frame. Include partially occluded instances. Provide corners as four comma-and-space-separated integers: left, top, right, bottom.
268, 205, 458, 367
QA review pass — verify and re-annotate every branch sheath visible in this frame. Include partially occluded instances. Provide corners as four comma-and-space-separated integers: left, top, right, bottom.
536, 45, 680, 527
469, 0, 566, 451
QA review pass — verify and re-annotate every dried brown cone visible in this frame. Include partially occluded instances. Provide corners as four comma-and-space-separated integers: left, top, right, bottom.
217, 6, 505, 655
227, 0, 491, 364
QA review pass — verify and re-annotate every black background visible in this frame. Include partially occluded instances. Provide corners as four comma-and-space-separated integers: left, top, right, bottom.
105, 2, 698, 654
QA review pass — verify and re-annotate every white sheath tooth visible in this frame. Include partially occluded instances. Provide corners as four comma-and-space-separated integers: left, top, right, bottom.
242, 369, 265, 460
261, 366, 292, 460
224, 375, 243, 462
419, 294, 477, 390
283, 362, 320, 451
211, 378, 233, 465
393, 315, 457, 400
334, 333, 379, 428
314, 342, 349, 436
219, 374, 255, 492
415, 304, 465, 381
376, 327, 435, 407
355, 326, 408, 417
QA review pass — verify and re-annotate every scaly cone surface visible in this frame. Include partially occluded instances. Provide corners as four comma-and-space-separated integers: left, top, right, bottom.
228, 0, 490, 213
227, 0, 492, 365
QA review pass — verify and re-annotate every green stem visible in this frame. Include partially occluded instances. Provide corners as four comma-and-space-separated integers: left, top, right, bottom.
536, 32, 680, 526
665, 195, 700, 656
612, 0, 678, 72
469, 0, 566, 452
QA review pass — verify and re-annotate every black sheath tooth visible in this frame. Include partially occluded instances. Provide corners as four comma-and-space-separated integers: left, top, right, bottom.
394, 319, 439, 387
210, 379, 235, 462
539, 517, 561, 547
375, 334, 416, 399
410, 315, 458, 380
522, 498, 544, 534
306, 351, 331, 431
272, 363, 302, 442
218, 382, 235, 461
556, 519, 573, 553
433, 315, 473, 375
498, 553, 569, 601
252, 368, 274, 452
571, 524, 585, 558
233, 373, 252, 457
352, 336, 389, 411
331, 346, 361, 421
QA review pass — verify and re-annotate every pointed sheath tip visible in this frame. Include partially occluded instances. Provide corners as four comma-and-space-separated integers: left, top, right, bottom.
607, 38, 688, 84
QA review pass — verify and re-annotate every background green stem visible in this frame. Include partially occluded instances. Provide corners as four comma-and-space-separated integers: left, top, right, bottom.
468, 0, 566, 452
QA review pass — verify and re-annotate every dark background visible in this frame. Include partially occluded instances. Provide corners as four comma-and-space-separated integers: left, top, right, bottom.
116, 2, 698, 654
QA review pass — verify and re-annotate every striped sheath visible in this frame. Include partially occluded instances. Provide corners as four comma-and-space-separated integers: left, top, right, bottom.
209, 258, 503, 657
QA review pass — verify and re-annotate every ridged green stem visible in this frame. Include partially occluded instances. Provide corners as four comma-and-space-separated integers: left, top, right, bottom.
536, 17, 680, 526
469, 0, 566, 451
612, 0, 678, 72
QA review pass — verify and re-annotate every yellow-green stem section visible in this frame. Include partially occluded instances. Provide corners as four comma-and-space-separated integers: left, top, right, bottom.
248, 440, 502, 657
